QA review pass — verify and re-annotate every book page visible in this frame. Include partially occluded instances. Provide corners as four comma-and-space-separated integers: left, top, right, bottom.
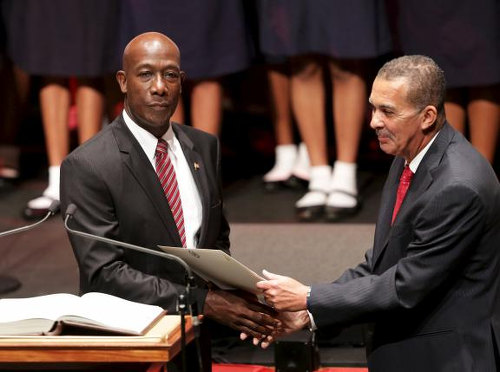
71, 292, 165, 335
0, 293, 165, 336
0, 293, 80, 323
0, 319, 55, 336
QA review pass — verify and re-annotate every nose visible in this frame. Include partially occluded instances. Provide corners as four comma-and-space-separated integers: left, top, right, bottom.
370, 110, 382, 130
151, 74, 166, 95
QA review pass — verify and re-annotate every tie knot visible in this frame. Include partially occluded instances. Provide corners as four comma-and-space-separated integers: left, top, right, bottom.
400, 166, 414, 183
156, 139, 169, 156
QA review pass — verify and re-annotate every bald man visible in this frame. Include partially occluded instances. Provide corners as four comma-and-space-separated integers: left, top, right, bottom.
60, 32, 277, 371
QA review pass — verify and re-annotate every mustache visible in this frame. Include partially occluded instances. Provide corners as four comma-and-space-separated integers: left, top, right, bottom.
376, 129, 393, 138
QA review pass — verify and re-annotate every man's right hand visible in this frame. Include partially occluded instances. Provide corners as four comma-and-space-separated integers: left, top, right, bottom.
203, 289, 280, 340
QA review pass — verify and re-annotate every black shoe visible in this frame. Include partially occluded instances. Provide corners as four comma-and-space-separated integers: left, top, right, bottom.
296, 204, 325, 221
263, 179, 290, 192
324, 190, 362, 221
285, 175, 309, 190
22, 196, 59, 221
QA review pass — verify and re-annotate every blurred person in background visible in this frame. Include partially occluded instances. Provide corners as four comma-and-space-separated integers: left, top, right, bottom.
3, 0, 120, 219
397, 0, 500, 165
119, 0, 253, 137
257, 0, 392, 221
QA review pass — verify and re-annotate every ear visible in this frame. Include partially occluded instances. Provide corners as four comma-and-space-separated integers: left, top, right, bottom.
421, 105, 438, 130
116, 70, 127, 94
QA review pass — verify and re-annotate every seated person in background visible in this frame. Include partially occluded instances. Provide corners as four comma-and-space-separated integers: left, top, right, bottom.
61, 32, 278, 371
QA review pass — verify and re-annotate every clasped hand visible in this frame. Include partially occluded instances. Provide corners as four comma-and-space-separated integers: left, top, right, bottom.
240, 269, 312, 348
203, 288, 280, 341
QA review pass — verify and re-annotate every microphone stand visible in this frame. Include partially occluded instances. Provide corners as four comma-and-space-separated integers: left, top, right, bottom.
0, 201, 60, 238
64, 208, 202, 372
0, 201, 60, 294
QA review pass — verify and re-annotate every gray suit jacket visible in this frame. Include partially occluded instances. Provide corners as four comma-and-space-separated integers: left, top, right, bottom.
308, 122, 500, 371
60, 115, 230, 314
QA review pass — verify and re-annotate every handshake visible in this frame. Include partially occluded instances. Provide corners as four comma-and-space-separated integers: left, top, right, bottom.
204, 269, 312, 349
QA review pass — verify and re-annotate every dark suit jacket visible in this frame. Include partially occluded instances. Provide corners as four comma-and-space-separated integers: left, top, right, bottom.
308, 122, 500, 371
60, 115, 230, 314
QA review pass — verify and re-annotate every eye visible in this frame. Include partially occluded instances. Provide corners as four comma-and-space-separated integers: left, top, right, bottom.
164, 71, 180, 80
381, 108, 393, 116
139, 71, 152, 80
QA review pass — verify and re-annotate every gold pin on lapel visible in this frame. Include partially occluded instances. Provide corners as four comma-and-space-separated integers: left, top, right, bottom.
194, 162, 200, 170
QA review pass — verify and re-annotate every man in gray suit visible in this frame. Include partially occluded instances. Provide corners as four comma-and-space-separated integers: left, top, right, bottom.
254, 55, 500, 371
60, 32, 277, 371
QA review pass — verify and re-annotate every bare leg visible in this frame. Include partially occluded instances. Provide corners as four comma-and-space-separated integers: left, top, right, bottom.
330, 60, 365, 164
327, 59, 366, 211
467, 85, 500, 163
75, 78, 104, 144
25, 78, 70, 215
269, 68, 293, 145
39, 78, 70, 167
290, 56, 327, 167
190, 79, 222, 136
445, 88, 467, 133
263, 67, 298, 184
290, 55, 330, 215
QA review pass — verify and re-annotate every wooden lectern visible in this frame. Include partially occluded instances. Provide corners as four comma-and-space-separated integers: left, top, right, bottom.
0, 315, 193, 371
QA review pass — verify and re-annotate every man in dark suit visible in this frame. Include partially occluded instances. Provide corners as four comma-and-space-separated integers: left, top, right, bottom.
60, 32, 278, 370
253, 55, 500, 371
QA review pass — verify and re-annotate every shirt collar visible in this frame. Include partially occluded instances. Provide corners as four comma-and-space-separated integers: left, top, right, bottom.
408, 130, 440, 173
122, 109, 176, 162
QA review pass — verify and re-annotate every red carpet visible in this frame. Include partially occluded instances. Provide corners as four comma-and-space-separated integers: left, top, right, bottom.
213, 364, 367, 372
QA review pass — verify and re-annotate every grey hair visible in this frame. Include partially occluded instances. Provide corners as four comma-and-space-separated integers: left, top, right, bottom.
377, 55, 446, 117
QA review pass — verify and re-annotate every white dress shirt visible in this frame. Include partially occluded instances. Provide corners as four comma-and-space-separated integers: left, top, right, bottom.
122, 110, 203, 248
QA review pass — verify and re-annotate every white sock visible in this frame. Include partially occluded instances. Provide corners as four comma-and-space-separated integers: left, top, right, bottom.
291, 142, 310, 181
28, 166, 60, 209
327, 161, 357, 208
295, 165, 331, 208
43, 165, 60, 200
263, 144, 297, 182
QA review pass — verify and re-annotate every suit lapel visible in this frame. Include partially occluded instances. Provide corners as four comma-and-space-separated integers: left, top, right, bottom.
172, 124, 211, 247
395, 123, 454, 222
372, 122, 455, 271
372, 158, 404, 268
111, 117, 182, 246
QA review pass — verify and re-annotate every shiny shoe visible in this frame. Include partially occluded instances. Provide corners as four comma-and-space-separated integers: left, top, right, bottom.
22, 195, 59, 220
325, 190, 361, 221
296, 204, 325, 221
285, 175, 309, 190
295, 190, 327, 221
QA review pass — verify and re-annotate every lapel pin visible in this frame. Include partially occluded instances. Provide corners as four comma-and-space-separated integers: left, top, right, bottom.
194, 162, 200, 170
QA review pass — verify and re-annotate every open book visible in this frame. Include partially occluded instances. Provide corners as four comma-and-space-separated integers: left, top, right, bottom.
0, 292, 165, 336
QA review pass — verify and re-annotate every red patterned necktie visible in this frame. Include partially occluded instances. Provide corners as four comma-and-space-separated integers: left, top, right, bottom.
391, 165, 414, 225
155, 139, 187, 247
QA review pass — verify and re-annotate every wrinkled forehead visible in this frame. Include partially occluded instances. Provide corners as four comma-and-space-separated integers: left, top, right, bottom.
369, 77, 409, 104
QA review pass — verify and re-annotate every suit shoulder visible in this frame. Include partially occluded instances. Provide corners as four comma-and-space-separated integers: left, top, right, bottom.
172, 122, 218, 145
64, 122, 118, 163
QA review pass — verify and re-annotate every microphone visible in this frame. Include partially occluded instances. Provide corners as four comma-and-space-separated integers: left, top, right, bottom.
0, 200, 60, 238
63, 204, 203, 363
63, 203, 195, 287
